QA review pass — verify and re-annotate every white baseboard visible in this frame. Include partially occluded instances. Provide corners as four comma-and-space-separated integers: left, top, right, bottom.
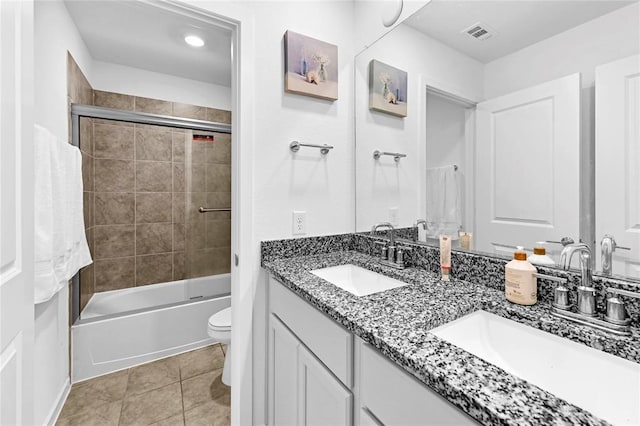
46, 378, 71, 426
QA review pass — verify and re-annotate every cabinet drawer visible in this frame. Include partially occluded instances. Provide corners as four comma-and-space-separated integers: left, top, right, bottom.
270, 276, 353, 388
359, 341, 478, 425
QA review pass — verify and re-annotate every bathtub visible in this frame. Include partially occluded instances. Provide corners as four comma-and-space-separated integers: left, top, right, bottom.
71, 274, 231, 383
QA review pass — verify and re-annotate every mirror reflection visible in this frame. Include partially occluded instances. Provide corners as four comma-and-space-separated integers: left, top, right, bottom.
355, 0, 640, 280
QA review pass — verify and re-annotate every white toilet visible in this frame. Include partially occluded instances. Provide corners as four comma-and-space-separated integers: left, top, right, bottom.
207, 307, 232, 386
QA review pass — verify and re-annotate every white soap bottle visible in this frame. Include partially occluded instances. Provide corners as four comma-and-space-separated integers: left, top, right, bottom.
505, 249, 537, 305
527, 246, 555, 266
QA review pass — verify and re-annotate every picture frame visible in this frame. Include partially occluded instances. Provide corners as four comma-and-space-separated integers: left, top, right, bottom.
368, 59, 407, 117
284, 30, 338, 101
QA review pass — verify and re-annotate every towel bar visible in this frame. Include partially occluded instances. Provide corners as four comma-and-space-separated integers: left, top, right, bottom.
199, 207, 231, 213
290, 140, 334, 155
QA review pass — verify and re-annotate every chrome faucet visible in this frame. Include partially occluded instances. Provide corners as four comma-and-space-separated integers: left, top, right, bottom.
601, 234, 630, 276
414, 219, 426, 230
371, 222, 410, 269
371, 222, 396, 246
560, 243, 595, 315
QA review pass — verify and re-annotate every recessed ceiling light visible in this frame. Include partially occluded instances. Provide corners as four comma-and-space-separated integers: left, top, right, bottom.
184, 35, 204, 47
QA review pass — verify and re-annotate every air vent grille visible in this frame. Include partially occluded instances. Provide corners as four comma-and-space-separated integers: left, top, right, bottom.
462, 22, 495, 41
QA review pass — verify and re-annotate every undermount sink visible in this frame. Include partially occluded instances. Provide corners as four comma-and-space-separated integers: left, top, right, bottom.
310, 264, 408, 297
431, 311, 640, 426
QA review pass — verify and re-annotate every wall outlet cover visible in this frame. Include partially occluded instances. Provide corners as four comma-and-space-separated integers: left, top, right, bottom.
293, 211, 306, 235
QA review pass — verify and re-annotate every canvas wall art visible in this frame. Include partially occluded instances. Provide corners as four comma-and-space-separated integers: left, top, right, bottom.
369, 59, 407, 117
284, 30, 338, 101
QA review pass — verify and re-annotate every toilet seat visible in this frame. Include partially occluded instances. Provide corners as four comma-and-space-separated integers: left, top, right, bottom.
208, 307, 231, 333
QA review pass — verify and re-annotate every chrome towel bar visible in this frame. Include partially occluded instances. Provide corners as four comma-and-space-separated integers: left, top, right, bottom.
373, 150, 407, 162
289, 140, 334, 155
199, 207, 231, 213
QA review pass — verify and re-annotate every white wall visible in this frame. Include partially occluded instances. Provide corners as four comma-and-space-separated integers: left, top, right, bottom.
355, 24, 483, 231
91, 60, 231, 110
33, 1, 94, 424
484, 2, 640, 249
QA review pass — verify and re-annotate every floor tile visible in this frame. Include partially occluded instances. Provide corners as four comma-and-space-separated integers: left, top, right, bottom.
127, 356, 181, 396
149, 414, 185, 426
58, 369, 129, 419
184, 395, 230, 426
120, 382, 183, 426
181, 369, 228, 412
56, 400, 122, 426
177, 345, 225, 381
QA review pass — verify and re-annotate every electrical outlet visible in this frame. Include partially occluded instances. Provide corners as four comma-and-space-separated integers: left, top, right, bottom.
293, 211, 306, 235
389, 207, 399, 226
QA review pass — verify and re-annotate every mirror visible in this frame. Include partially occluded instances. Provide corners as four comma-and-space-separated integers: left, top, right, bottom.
355, 0, 640, 280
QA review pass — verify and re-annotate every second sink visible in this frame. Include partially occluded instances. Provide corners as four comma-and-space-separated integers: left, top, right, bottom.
310, 264, 408, 297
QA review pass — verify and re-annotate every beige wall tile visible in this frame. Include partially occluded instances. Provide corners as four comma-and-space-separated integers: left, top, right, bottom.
205, 192, 232, 211
188, 193, 206, 222
205, 135, 231, 164
94, 117, 134, 128
81, 153, 94, 191
206, 220, 231, 248
136, 253, 173, 286
173, 224, 185, 251
190, 163, 206, 192
173, 193, 185, 223
94, 225, 135, 259
136, 161, 172, 192
136, 125, 172, 161
95, 159, 135, 192
79, 117, 93, 155
135, 96, 172, 115
172, 131, 186, 163
173, 163, 185, 192
190, 140, 207, 164
83, 191, 94, 228
136, 193, 172, 224
94, 90, 134, 110
206, 164, 231, 193
136, 223, 173, 255
94, 122, 135, 160
79, 264, 94, 311
95, 192, 135, 225
172, 102, 206, 120
94, 257, 135, 292
85, 227, 95, 259
173, 252, 185, 280
212, 247, 231, 275
206, 108, 232, 124
188, 221, 206, 250
187, 249, 215, 278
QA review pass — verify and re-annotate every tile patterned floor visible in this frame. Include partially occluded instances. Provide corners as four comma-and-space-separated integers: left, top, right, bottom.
56, 344, 230, 426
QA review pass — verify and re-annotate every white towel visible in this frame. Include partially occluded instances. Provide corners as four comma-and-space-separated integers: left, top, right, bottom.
425, 165, 461, 239
34, 124, 92, 304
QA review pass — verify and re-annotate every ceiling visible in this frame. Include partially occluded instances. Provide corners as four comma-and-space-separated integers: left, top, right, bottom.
63, 0, 232, 87
405, 0, 637, 63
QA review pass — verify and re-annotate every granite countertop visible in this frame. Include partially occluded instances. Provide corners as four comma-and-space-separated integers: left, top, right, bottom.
262, 249, 640, 426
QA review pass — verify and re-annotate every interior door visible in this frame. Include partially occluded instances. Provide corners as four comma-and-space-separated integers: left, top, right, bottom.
595, 55, 640, 278
0, 1, 34, 424
475, 73, 581, 255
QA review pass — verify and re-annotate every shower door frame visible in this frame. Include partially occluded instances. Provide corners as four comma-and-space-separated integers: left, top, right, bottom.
70, 103, 232, 323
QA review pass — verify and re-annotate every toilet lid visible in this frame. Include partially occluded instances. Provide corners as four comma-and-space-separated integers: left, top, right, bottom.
208, 307, 231, 330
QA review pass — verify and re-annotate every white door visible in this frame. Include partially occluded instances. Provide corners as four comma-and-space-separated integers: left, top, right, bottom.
0, 1, 35, 425
297, 344, 352, 426
475, 73, 581, 255
595, 55, 640, 278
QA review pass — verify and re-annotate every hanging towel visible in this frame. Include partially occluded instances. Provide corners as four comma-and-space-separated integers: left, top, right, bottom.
425, 165, 461, 239
34, 124, 92, 304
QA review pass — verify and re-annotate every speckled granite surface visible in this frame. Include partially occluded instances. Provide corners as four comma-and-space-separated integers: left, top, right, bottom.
261, 236, 640, 426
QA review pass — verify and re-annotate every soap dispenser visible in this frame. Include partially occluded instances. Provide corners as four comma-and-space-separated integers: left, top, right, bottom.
505, 248, 537, 305
528, 246, 555, 266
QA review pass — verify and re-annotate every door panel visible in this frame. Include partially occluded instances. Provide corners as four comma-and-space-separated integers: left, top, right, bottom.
0, 1, 34, 424
269, 314, 299, 426
595, 54, 640, 278
475, 73, 581, 255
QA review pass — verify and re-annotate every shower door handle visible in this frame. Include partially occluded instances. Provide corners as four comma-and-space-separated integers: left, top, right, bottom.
234, 254, 239, 266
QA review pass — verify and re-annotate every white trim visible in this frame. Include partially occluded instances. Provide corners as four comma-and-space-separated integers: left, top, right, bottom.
46, 378, 70, 426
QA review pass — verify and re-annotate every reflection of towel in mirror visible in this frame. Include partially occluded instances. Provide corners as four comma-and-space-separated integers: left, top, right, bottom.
425, 165, 461, 239
34, 124, 92, 304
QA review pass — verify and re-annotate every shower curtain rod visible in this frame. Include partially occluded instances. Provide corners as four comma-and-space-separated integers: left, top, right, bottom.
70, 103, 231, 148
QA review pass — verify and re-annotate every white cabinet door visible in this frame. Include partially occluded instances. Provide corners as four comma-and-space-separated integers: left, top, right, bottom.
269, 314, 300, 426
0, 1, 34, 425
595, 55, 640, 278
475, 74, 581, 255
297, 344, 353, 426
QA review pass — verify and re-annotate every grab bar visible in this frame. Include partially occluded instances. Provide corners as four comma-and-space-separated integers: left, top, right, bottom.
199, 207, 231, 213
373, 150, 407, 162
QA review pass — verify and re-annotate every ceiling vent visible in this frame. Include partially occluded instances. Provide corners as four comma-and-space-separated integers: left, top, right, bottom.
461, 22, 495, 41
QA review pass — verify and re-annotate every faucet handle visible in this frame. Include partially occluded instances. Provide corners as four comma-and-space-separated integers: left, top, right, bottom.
536, 273, 571, 310
540, 237, 575, 247
604, 288, 639, 325
374, 240, 388, 261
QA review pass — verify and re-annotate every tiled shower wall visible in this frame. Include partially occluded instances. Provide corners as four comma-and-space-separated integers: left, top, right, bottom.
68, 54, 232, 311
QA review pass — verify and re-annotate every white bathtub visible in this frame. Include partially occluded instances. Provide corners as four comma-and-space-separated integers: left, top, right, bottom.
72, 274, 231, 383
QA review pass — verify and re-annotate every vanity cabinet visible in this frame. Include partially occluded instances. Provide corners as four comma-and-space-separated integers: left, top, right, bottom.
268, 275, 477, 426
